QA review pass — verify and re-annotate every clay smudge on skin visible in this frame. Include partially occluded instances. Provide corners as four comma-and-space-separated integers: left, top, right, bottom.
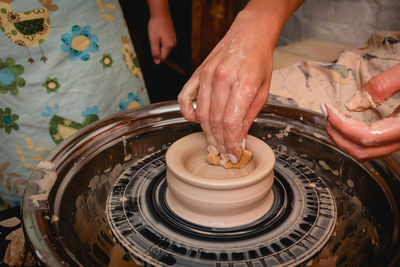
227, 38, 247, 67
233, 105, 240, 116
227, 38, 236, 54
236, 83, 256, 99
180, 80, 197, 101
236, 50, 246, 61
229, 39, 247, 61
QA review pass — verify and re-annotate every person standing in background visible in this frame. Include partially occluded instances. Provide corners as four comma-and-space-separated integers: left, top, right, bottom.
0, 0, 176, 209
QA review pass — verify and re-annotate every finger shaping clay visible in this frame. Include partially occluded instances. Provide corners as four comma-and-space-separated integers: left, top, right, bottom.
206, 148, 253, 169
165, 132, 275, 228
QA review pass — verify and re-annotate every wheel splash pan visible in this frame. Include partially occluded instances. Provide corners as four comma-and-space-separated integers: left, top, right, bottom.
22, 101, 400, 266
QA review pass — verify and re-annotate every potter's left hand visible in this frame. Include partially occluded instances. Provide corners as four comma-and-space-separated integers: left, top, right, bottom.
147, 0, 177, 65
321, 64, 400, 161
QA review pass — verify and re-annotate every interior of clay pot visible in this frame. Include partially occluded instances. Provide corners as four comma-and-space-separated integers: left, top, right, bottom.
166, 132, 274, 182
22, 101, 400, 267
179, 143, 258, 180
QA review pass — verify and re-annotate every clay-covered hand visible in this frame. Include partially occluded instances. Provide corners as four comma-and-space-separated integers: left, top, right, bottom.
321, 64, 400, 161
147, 0, 177, 65
178, 0, 304, 163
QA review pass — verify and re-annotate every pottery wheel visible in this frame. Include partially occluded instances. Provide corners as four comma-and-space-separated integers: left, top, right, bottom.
23, 102, 400, 266
106, 145, 336, 266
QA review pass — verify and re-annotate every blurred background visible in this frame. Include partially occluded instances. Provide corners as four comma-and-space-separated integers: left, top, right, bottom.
120, 0, 399, 103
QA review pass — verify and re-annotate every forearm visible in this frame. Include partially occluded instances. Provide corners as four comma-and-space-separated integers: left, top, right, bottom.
146, 0, 171, 19
178, 0, 304, 159
237, 0, 305, 50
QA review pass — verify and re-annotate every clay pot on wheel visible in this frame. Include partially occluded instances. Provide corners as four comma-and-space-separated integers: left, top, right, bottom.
165, 132, 275, 228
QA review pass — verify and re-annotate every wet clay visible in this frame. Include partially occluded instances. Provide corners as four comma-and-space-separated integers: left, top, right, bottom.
345, 90, 376, 112
165, 132, 275, 228
206, 148, 252, 169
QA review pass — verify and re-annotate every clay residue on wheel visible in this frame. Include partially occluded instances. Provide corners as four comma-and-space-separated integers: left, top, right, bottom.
306, 196, 380, 267
73, 162, 141, 267
28, 161, 57, 207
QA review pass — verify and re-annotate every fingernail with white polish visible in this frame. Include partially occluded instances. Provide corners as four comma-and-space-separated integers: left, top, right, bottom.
320, 103, 328, 119
228, 154, 238, 164
241, 139, 246, 149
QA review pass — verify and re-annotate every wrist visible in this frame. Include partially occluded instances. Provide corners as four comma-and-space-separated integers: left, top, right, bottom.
147, 0, 171, 19
232, 10, 279, 55
236, 0, 305, 48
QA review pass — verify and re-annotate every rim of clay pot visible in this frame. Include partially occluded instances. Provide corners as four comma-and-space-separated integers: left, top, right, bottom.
165, 132, 275, 189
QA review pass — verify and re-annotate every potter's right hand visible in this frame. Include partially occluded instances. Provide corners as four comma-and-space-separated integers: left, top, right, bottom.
323, 63, 400, 161
178, 0, 304, 163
